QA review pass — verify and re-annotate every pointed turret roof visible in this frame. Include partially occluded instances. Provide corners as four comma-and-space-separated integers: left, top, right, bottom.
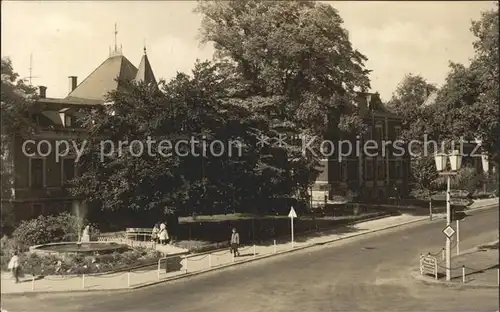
66, 55, 138, 101
134, 47, 158, 89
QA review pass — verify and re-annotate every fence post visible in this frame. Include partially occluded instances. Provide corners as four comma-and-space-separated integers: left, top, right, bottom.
434, 262, 438, 280
127, 271, 131, 288
82, 274, 85, 289
441, 249, 445, 261
31, 276, 35, 291
157, 258, 161, 280
253, 245, 256, 257
273, 240, 276, 254
208, 254, 212, 268
419, 254, 423, 275
157, 263, 160, 280
462, 266, 465, 284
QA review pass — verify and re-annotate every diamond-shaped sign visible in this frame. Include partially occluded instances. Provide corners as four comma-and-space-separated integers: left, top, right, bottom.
442, 225, 456, 238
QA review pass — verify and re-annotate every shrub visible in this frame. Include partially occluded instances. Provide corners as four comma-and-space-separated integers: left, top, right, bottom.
434, 167, 485, 193
12, 212, 100, 249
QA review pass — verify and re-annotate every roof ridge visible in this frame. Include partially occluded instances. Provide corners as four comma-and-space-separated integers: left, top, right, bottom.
66, 55, 119, 99
66, 54, 138, 101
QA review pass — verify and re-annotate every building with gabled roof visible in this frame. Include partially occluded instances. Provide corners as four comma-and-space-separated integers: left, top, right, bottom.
4, 32, 159, 222
310, 91, 411, 208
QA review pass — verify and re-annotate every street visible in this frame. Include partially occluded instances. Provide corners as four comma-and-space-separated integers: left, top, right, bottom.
3, 207, 498, 312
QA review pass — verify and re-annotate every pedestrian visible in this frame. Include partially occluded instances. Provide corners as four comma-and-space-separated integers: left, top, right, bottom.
230, 228, 240, 257
151, 223, 159, 243
159, 222, 169, 245
8, 251, 20, 283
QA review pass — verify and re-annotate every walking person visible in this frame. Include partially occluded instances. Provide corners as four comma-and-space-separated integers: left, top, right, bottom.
159, 222, 169, 245
8, 251, 20, 283
230, 228, 240, 257
151, 223, 159, 243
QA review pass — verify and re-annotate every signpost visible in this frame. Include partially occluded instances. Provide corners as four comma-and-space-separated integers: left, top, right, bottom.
288, 206, 297, 248
451, 207, 468, 256
420, 254, 438, 280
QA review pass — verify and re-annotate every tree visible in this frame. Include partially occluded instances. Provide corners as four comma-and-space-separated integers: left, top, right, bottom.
1, 58, 38, 232
387, 74, 439, 199
196, 0, 372, 199
434, 4, 499, 161
196, 1, 370, 132
387, 74, 438, 140
71, 60, 292, 231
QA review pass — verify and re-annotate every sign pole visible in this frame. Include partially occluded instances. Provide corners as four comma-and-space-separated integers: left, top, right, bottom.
288, 206, 297, 248
456, 220, 460, 256
445, 175, 452, 281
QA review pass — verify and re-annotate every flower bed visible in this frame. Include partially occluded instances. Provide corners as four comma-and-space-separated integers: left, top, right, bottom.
1, 244, 162, 276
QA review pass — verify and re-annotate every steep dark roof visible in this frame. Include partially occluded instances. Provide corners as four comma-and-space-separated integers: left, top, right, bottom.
134, 52, 158, 88
355, 92, 397, 118
66, 55, 138, 101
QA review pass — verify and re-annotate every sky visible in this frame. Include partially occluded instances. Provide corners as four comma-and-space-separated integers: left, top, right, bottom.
1, 1, 496, 102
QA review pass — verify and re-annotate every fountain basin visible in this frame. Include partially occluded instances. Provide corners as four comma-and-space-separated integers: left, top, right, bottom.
30, 241, 129, 256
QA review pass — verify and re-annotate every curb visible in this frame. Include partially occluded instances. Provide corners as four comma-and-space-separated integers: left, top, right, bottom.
182, 212, 393, 256
130, 214, 438, 290
3, 203, 497, 297
410, 270, 499, 289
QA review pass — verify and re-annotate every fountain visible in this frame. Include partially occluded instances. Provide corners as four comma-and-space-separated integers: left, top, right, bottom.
30, 201, 128, 256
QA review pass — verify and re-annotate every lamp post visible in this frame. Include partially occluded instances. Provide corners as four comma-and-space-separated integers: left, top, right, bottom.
434, 150, 462, 281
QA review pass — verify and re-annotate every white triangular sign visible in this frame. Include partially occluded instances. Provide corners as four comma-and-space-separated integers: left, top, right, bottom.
288, 206, 297, 218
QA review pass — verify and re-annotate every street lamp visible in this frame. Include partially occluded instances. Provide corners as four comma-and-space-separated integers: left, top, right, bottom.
434, 150, 462, 281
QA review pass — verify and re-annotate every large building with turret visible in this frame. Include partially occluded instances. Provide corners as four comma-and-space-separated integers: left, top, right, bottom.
3, 43, 158, 221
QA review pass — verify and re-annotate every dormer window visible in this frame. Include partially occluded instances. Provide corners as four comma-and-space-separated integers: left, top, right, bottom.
59, 107, 72, 127
65, 115, 72, 127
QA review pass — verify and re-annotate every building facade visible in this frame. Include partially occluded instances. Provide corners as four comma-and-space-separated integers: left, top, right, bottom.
3, 46, 158, 221
310, 92, 410, 205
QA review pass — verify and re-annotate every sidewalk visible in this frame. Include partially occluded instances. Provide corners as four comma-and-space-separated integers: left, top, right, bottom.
2, 198, 497, 295
414, 240, 499, 289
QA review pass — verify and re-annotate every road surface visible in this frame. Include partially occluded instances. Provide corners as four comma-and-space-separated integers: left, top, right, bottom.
3, 207, 499, 312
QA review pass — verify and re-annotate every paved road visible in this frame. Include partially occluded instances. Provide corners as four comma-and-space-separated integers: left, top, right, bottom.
3, 208, 499, 312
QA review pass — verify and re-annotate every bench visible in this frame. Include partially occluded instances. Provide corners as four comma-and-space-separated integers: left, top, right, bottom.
125, 228, 153, 241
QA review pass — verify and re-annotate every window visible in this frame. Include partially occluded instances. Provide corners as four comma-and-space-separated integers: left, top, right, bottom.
365, 126, 373, 140
377, 159, 385, 180
62, 158, 75, 184
365, 158, 374, 180
375, 124, 383, 142
30, 158, 44, 188
395, 160, 402, 179
340, 160, 348, 181
65, 115, 72, 127
394, 126, 402, 139
389, 160, 396, 179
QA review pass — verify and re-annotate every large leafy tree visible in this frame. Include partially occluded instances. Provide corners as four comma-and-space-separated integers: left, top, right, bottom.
71, 60, 291, 229
1, 58, 38, 231
196, 0, 372, 199
434, 4, 499, 161
387, 74, 439, 199
387, 73, 438, 139
196, 0, 371, 134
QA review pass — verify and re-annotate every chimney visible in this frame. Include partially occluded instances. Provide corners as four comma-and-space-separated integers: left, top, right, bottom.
39, 86, 47, 98
366, 94, 372, 109
68, 76, 78, 92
